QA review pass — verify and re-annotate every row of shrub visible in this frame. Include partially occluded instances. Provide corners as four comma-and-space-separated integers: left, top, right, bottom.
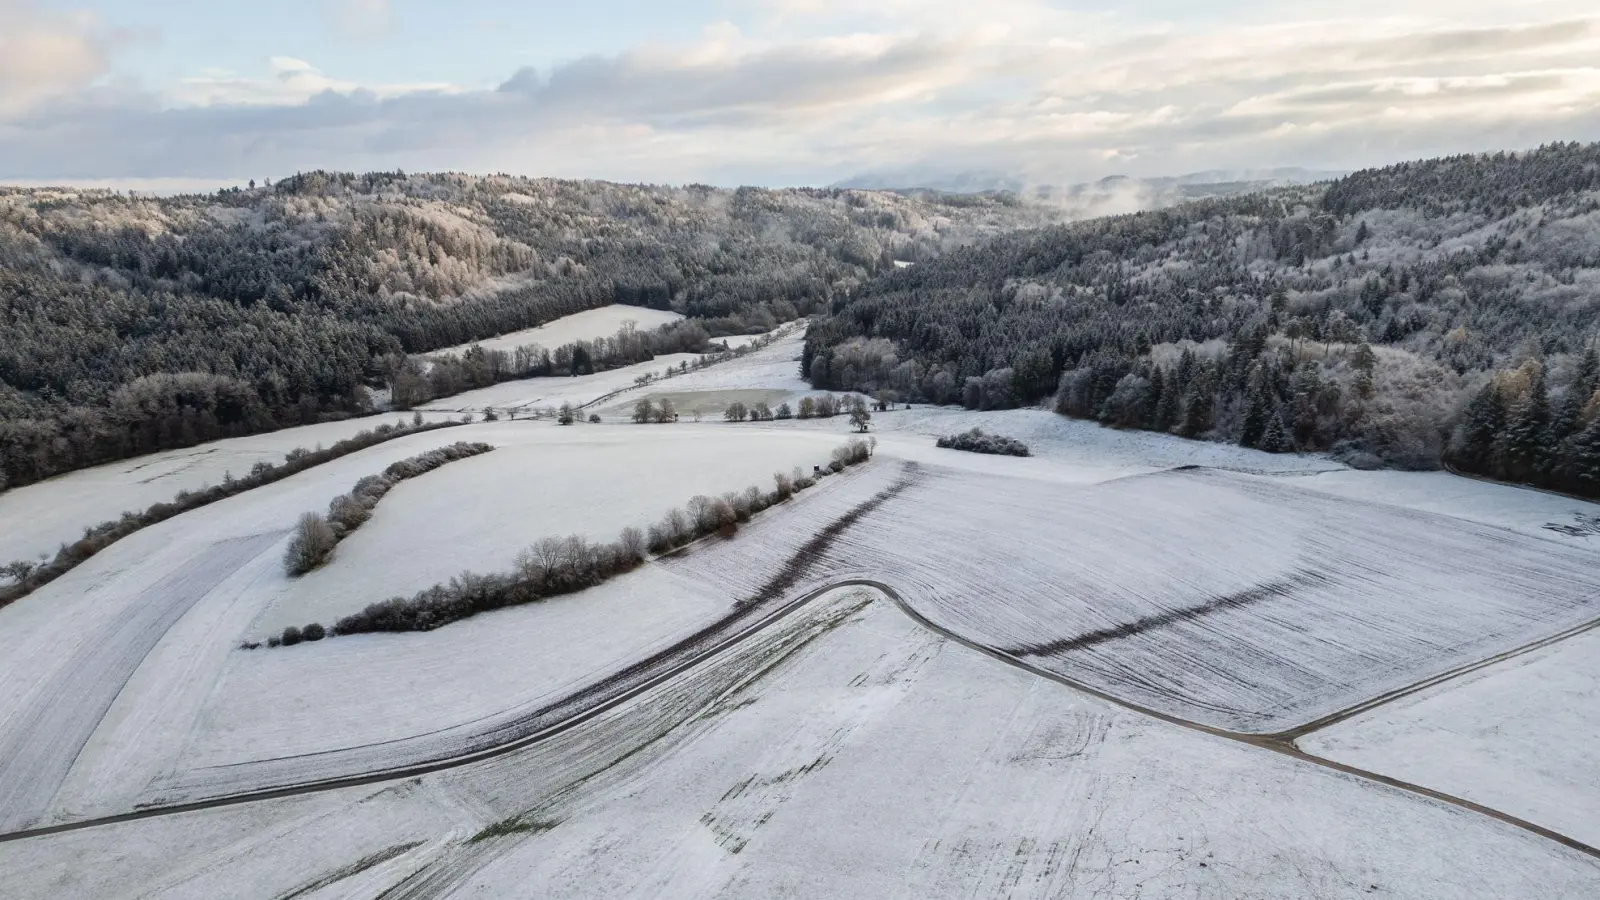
935, 427, 1031, 457
266, 438, 877, 642
0, 415, 469, 610
726, 394, 873, 430
283, 441, 498, 576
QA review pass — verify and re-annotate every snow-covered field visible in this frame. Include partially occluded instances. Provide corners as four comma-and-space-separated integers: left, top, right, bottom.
5, 311, 1600, 894
664, 461, 1600, 733
651, 326, 812, 394
1292, 468, 1600, 539
0, 420, 872, 829
6, 589, 1596, 900
0, 422, 508, 832
259, 425, 843, 633
427, 305, 683, 358
1301, 625, 1600, 848
419, 353, 704, 413
0, 414, 457, 565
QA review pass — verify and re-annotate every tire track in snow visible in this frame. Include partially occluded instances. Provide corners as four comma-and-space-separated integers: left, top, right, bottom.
0, 532, 283, 834
873, 579, 1600, 862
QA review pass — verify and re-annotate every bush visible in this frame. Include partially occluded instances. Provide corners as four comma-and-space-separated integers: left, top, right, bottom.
775, 402, 793, 420
284, 513, 338, 576
281, 625, 303, 646
831, 437, 876, 467
935, 428, 1030, 457
589, 413, 602, 424
303, 623, 326, 641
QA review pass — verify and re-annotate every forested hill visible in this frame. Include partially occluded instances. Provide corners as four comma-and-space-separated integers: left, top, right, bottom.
804, 142, 1600, 495
0, 174, 1057, 489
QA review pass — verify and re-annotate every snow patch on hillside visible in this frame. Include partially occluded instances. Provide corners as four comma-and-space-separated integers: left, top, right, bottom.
427, 305, 684, 358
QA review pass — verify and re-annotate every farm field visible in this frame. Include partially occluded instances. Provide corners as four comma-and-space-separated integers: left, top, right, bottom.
418, 352, 704, 414
256, 425, 839, 634
1291, 468, 1600, 539
420, 321, 805, 417
4, 588, 1596, 900
4, 314, 1600, 895
427, 305, 684, 358
1301, 626, 1600, 848
0, 420, 879, 829
0, 413, 459, 565
663, 461, 1600, 734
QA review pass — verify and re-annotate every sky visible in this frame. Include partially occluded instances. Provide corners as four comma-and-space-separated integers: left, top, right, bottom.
1, 0, 1598, 189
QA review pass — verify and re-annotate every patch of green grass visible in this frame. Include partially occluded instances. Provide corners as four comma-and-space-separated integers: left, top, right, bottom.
468, 816, 559, 843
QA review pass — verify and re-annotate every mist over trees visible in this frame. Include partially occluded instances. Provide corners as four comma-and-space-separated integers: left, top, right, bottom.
804, 142, 1600, 494
0, 174, 1053, 491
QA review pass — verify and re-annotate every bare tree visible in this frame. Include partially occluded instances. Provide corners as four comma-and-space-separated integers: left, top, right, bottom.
687, 494, 717, 531
848, 396, 872, 432
284, 513, 338, 576
618, 526, 647, 560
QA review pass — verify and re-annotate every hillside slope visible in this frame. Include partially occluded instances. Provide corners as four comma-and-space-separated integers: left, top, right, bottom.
0, 176, 1058, 490
804, 142, 1600, 493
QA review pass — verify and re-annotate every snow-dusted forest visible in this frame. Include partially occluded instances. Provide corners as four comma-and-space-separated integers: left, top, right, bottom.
0, 174, 1056, 490
6, 144, 1600, 497
805, 142, 1600, 495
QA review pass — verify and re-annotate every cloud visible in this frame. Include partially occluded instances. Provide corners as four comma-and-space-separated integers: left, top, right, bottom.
325, 0, 396, 40
175, 57, 454, 106
2, 4, 1599, 186
0, 0, 111, 116
495, 27, 971, 125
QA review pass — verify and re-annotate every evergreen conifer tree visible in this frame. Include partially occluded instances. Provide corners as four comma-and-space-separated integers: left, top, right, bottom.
1553, 347, 1597, 443
1352, 342, 1377, 400
1501, 364, 1550, 481
1258, 411, 1291, 453
1451, 382, 1504, 475
1147, 367, 1168, 430
1239, 364, 1271, 448
1564, 417, 1600, 497
1178, 364, 1214, 438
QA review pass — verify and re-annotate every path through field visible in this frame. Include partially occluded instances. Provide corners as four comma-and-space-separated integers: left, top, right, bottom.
0, 532, 282, 834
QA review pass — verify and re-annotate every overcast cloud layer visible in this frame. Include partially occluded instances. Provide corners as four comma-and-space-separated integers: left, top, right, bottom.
2, 0, 1598, 187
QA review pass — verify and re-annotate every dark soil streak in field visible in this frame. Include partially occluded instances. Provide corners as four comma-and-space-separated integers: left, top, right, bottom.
737, 464, 924, 609
1003, 568, 1334, 658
